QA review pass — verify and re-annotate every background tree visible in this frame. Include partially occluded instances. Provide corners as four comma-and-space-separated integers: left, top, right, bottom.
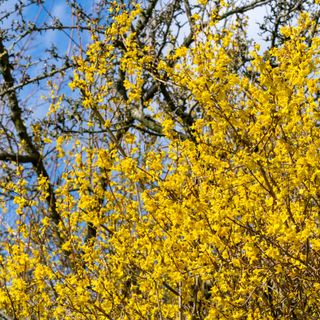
0, 0, 320, 319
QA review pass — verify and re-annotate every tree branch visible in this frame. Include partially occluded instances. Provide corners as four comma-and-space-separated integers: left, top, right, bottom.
0, 311, 13, 320
0, 64, 71, 98
0, 152, 37, 163
0, 37, 62, 242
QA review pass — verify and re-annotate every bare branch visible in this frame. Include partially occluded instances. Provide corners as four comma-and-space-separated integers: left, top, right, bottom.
0, 152, 37, 163
0, 311, 13, 320
0, 64, 71, 98
0, 36, 62, 242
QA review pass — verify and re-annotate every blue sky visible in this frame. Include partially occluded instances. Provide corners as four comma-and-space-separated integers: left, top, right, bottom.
0, 0, 100, 120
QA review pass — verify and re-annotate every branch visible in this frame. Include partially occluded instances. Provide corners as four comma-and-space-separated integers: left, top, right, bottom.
0, 311, 13, 320
135, 0, 159, 33
163, 281, 180, 296
183, 0, 194, 32
0, 64, 71, 98
182, 0, 272, 48
0, 152, 37, 163
130, 108, 163, 135
159, 83, 194, 127
115, 60, 188, 139
219, 0, 272, 19
0, 37, 62, 242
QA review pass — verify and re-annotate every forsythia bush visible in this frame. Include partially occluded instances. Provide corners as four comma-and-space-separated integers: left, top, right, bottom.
1, 1, 320, 319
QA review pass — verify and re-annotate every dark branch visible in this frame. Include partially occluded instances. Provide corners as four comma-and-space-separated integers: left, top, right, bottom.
0, 37, 62, 242
0, 64, 71, 98
0, 152, 37, 163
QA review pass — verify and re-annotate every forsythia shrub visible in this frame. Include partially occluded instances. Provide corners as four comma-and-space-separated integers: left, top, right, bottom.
0, 1, 320, 319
